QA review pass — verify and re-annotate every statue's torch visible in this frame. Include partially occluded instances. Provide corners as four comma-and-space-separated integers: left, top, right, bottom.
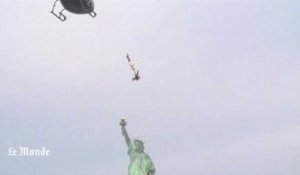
120, 118, 127, 126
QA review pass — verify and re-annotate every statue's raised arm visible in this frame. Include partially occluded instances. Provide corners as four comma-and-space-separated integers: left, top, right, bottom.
120, 118, 131, 148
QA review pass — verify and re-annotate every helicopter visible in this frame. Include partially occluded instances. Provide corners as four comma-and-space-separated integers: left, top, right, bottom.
50, 0, 97, 21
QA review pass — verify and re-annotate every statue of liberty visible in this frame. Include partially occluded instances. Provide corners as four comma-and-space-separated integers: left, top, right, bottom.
120, 118, 156, 175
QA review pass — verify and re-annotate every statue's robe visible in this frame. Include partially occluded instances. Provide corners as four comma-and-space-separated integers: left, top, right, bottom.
128, 144, 155, 175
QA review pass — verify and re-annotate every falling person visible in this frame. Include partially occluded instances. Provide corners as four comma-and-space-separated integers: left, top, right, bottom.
126, 54, 140, 81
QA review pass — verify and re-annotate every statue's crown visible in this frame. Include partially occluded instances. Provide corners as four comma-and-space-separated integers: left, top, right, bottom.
133, 138, 144, 145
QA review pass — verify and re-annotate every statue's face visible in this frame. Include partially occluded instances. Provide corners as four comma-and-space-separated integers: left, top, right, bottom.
133, 142, 144, 152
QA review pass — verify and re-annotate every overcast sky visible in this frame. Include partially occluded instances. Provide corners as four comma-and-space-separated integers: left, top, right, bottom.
0, 0, 299, 175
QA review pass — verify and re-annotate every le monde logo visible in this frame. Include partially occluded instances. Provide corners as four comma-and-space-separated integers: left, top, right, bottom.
8, 147, 50, 157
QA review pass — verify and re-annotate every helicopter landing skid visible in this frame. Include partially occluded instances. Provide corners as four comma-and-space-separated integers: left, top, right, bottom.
50, 10, 66, 21
89, 11, 97, 18
50, 0, 66, 21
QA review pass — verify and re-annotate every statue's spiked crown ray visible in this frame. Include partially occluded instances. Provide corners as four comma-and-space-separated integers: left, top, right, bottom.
133, 138, 144, 145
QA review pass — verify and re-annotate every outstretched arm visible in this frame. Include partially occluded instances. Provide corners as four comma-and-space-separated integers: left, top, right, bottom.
126, 54, 131, 62
120, 118, 131, 148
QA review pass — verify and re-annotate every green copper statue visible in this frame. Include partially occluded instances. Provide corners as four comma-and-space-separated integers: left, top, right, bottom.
120, 118, 156, 175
